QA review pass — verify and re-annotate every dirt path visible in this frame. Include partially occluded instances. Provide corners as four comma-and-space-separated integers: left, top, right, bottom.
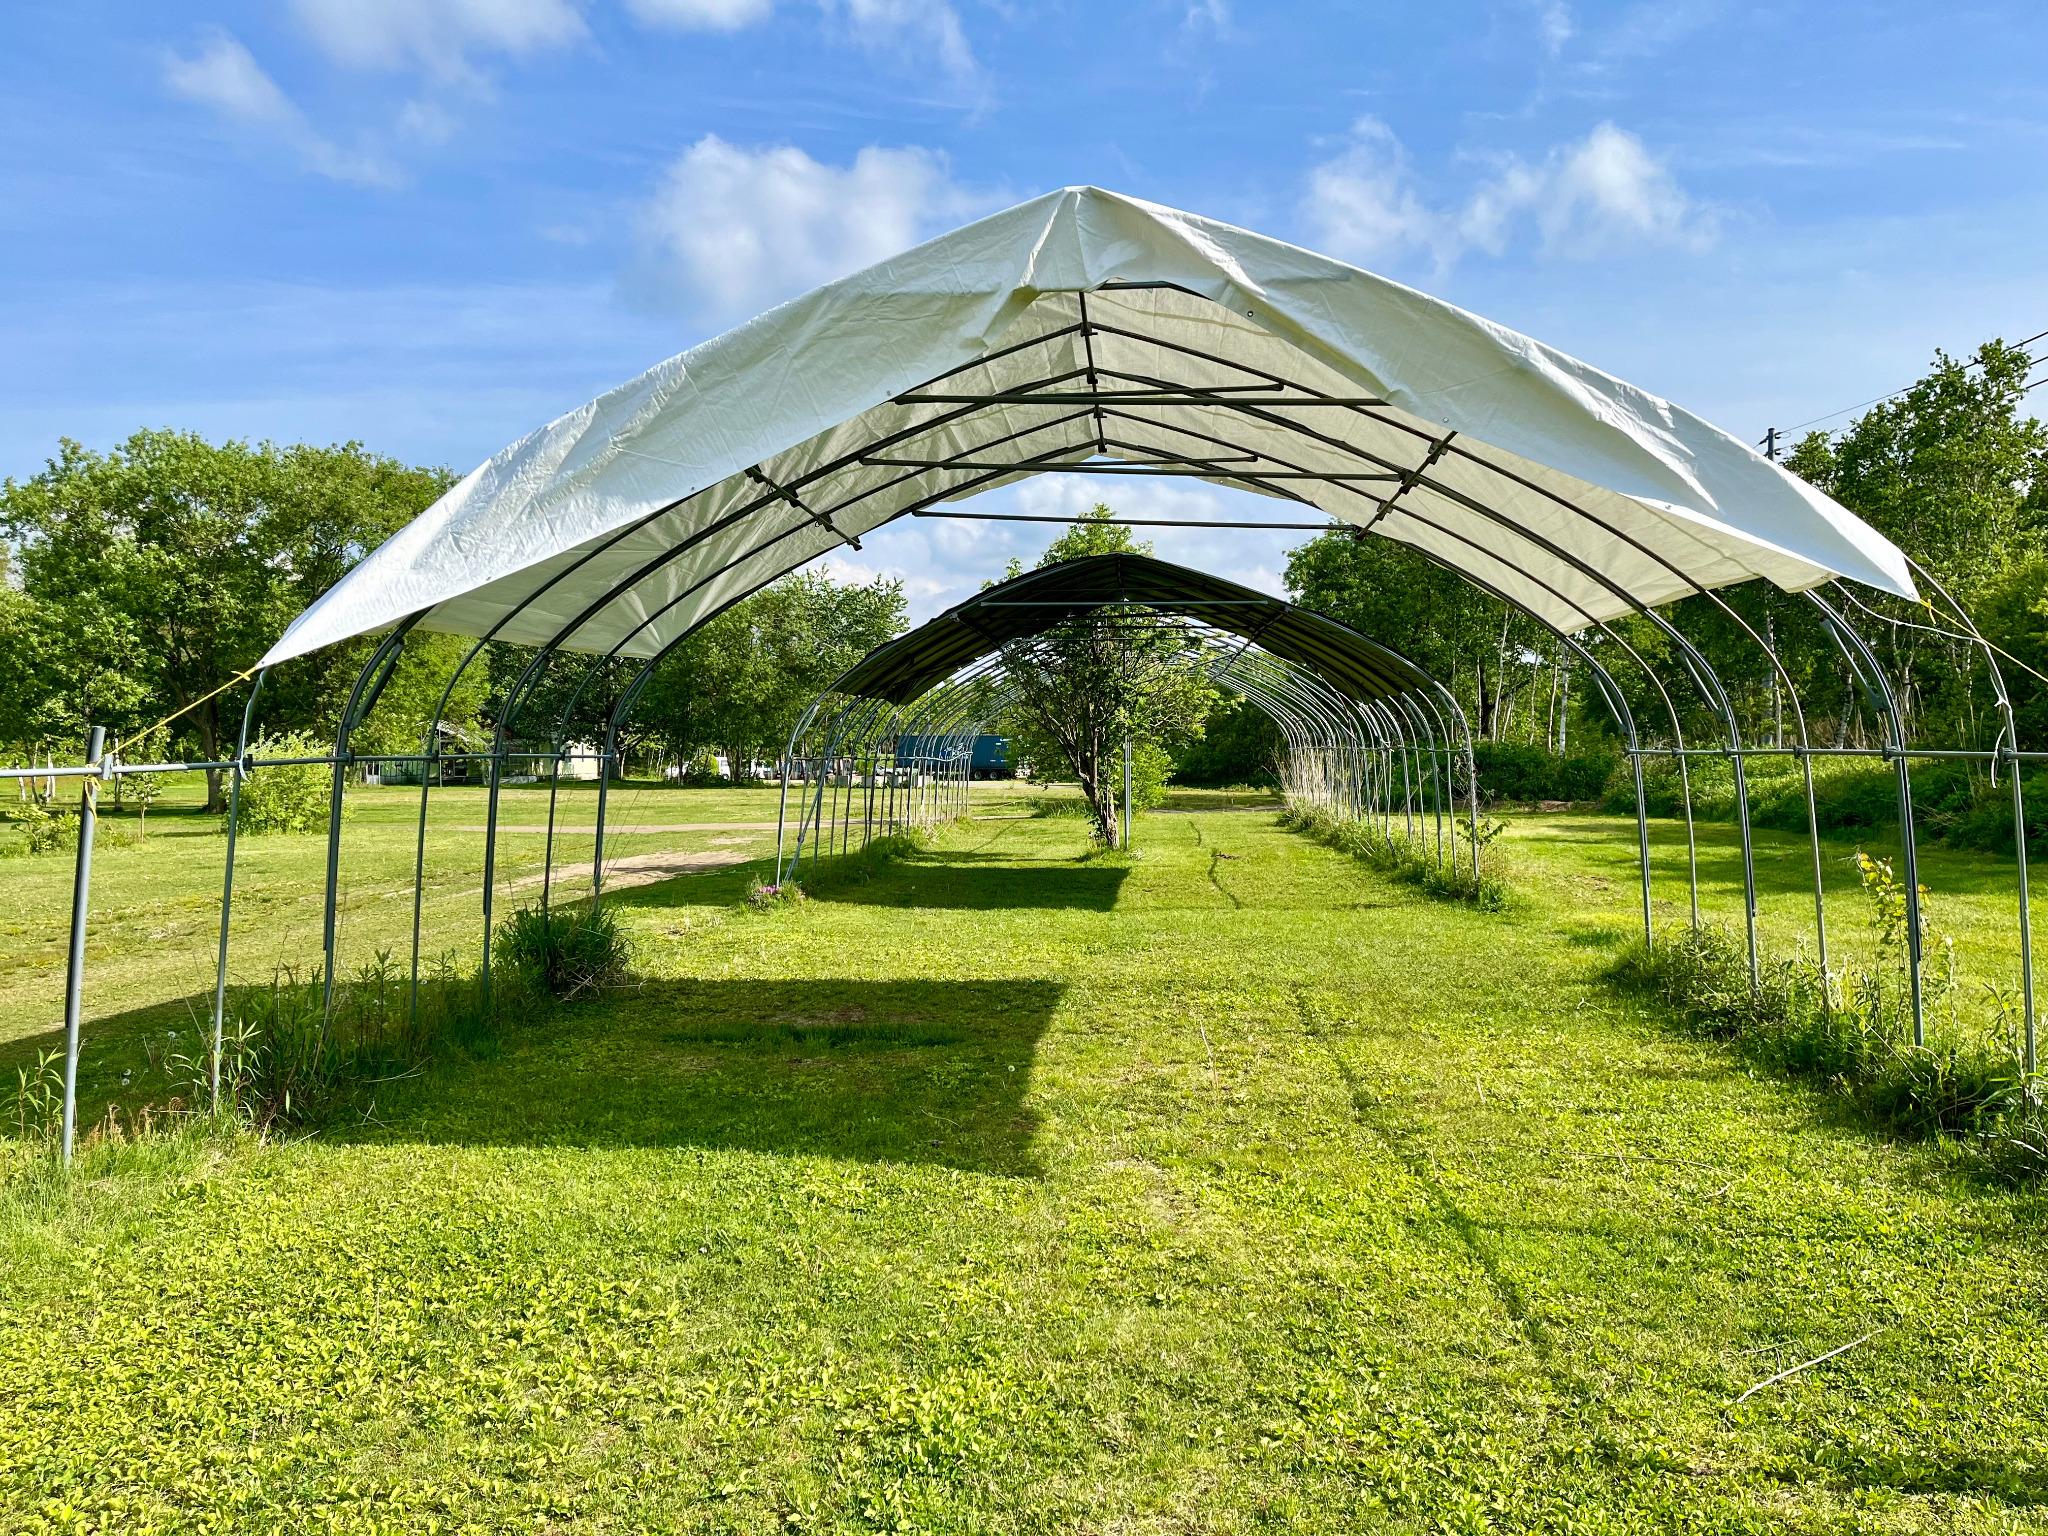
455, 822, 782, 834
505, 846, 761, 893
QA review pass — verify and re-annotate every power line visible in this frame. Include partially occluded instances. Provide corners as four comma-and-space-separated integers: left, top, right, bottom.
1760, 329, 2047, 454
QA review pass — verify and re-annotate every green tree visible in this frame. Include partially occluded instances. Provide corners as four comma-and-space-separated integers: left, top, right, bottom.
631, 570, 907, 779
1788, 338, 2046, 746
1171, 692, 1281, 787
1283, 529, 1542, 740
0, 431, 451, 808
997, 506, 1216, 842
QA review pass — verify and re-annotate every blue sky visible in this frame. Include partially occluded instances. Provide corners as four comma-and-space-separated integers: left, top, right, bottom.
5, 0, 2045, 617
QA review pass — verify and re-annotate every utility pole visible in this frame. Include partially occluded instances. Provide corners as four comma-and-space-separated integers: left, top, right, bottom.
1762, 426, 1779, 461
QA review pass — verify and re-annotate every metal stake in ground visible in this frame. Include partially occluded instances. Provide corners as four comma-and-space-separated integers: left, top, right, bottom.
61, 723, 105, 1165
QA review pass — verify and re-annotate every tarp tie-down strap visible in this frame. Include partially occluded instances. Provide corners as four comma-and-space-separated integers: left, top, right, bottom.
110, 663, 262, 765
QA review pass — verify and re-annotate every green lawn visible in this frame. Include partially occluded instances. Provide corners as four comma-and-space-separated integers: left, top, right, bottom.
0, 777, 1049, 1111
2, 799, 2045, 1531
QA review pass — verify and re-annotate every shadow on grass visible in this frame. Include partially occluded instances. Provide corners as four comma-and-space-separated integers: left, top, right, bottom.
345, 976, 1063, 1177
804, 849, 1131, 912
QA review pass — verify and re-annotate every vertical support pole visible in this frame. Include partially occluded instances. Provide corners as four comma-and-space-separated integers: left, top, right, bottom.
320, 747, 350, 1018
593, 717, 619, 902
1799, 748, 1831, 990
1894, 745, 1926, 1045
863, 728, 876, 851
1464, 729, 1481, 883
321, 626, 409, 1020
775, 750, 794, 875
1122, 734, 1132, 852
1731, 747, 1761, 989
215, 757, 245, 1103
479, 737, 503, 1005
1396, 718, 1414, 843
1677, 752, 1700, 928
540, 741, 564, 916
1631, 750, 1653, 947
215, 672, 266, 1101
2010, 746, 2035, 1074
60, 724, 104, 1165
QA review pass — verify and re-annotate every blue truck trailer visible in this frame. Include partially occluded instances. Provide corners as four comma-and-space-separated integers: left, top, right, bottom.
895, 733, 1012, 779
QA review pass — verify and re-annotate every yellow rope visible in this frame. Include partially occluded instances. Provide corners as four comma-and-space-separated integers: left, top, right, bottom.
111, 664, 260, 763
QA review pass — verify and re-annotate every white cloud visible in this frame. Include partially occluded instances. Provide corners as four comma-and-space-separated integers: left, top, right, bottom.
289, 0, 587, 78
625, 0, 774, 28
163, 32, 399, 187
1302, 118, 1465, 270
826, 0, 977, 83
1531, 0, 1573, 54
1519, 121, 1715, 255
1303, 117, 1715, 271
633, 136, 989, 322
163, 31, 296, 124
815, 554, 953, 602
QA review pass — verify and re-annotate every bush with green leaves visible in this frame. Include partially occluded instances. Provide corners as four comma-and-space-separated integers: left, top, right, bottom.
1126, 740, 1174, 813
232, 731, 331, 835
1615, 851, 2044, 1176
680, 748, 725, 787
1470, 740, 1617, 803
8, 800, 74, 855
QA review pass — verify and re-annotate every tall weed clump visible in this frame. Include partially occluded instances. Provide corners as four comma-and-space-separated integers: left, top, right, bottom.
1616, 850, 2044, 1176
205, 904, 630, 1129
1279, 801, 1510, 910
776, 828, 931, 898
210, 951, 490, 1128
494, 902, 631, 1003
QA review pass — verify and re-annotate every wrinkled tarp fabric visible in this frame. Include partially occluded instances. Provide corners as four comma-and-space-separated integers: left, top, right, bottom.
265, 186, 1915, 667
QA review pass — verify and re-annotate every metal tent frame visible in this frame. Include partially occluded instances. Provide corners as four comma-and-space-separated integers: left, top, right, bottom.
770, 552, 1485, 881
16, 197, 2041, 1164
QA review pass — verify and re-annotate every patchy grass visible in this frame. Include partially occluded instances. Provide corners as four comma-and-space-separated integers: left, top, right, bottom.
1, 804, 2045, 1529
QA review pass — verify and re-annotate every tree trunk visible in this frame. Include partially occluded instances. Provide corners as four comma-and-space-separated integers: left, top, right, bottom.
197, 701, 225, 815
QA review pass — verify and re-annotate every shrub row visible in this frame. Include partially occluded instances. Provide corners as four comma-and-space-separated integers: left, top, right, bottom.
1469, 741, 1619, 804
1279, 802, 1510, 910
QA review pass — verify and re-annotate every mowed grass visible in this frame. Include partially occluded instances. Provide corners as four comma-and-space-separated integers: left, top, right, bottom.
0, 776, 1046, 1112
2, 801, 2046, 1531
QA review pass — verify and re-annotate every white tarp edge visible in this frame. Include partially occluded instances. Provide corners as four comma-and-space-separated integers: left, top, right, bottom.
263, 186, 1914, 667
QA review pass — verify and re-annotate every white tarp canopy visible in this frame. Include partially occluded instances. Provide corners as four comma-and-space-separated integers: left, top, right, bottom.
265, 186, 1915, 668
